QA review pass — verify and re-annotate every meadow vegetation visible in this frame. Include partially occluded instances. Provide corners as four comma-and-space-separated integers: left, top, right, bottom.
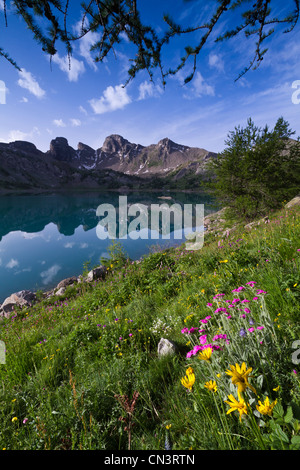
0, 201, 299, 450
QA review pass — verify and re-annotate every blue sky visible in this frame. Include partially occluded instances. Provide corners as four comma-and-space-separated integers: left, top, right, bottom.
0, 0, 299, 154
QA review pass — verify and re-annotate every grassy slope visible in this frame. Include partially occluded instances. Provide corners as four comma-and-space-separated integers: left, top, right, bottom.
0, 203, 299, 450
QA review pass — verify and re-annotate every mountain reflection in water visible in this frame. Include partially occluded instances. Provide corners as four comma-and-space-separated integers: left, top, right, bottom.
0, 191, 217, 303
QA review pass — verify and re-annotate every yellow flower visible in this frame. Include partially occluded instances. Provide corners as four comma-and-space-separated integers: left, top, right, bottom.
225, 394, 248, 422
165, 424, 172, 430
198, 347, 213, 362
204, 380, 217, 392
273, 385, 280, 392
225, 362, 256, 395
11, 417, 18, 422
256, 396, 277, 416
181, 367, 195, 391
219, 259, 228, 263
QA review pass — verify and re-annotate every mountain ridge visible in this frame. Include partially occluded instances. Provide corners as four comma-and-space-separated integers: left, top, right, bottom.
0, 134, 218, 191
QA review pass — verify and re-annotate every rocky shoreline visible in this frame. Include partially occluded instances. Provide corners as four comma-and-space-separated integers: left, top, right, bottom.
1, 196, 299, 320
0, 265, 107, 319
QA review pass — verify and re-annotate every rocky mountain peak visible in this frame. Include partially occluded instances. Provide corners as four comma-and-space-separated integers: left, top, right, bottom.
157, 137, 186, 153
7, 140, 42, 156
102, 134, 130, 154
48, 137, 77, 162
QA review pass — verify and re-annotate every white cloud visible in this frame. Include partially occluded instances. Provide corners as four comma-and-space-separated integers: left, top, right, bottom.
184, 72, 215, 99
138, 81, 163, 100
208, 53, 224, 73
89, 84, 132, 114
51, 53, 85, 82
17, 68, 45, 98
64, 242, 75, 248
79, 105, 88, 115
6, 258, 19, 269
20, 97, 28, 103
70, 118, 81, 127
53, 119, 66, 127
73, 19, 100, 71
7, 126, 40, 142
40, 264, 61, 285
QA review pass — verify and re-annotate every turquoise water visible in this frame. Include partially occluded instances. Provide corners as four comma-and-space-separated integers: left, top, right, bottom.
0, 191, 217, 303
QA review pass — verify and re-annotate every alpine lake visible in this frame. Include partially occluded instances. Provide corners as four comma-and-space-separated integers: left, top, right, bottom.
0, 191, 218, 303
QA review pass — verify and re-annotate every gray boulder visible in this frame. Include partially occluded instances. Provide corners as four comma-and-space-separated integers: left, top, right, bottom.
56, 276, 77, 290
157, 338, 177, 357
87, 265, 107, 282
0, 290, 36, 317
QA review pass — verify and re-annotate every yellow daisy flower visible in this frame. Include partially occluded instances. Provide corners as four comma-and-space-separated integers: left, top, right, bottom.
198, 347, 213, 362
180, 367, 195, 391
225, 394, 248, 422
225, 362, 256, 394
204, 380, 218, 392
256, 396, 277, 416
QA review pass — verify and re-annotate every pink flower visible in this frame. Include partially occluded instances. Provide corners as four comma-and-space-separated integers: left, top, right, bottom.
256, 326, 265, 330
244, 308, 251, 313
199, 334, 207, 344
248, 327, 255, 333
246, 281, 257, 285
207, 303, 213, 307
252, 296, 259, 301
23, 418, 28, 424
241, 299, 250, 303
214, 307, 227, 313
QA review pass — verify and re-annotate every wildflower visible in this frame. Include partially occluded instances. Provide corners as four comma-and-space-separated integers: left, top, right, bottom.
23, 418, 28, 424
205, 380, 218, 392
180, 367, 195, 391
11, 417, 18, 422
256, 397, 277, 416
273, 385, 280, 392
248, 318, 255, 325
198, 346, 213, 362
225, 362, 256, 394
225, 394, 248, 422
199, 334, 207, 345
248, 327, 255, 333
244, 308, 251, 314
239, 328, 247, 337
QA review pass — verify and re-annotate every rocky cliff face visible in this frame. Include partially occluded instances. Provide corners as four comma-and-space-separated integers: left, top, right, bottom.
0, 135, 217, 191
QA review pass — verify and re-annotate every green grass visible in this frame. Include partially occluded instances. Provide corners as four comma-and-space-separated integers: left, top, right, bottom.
0, 204, 300, 450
